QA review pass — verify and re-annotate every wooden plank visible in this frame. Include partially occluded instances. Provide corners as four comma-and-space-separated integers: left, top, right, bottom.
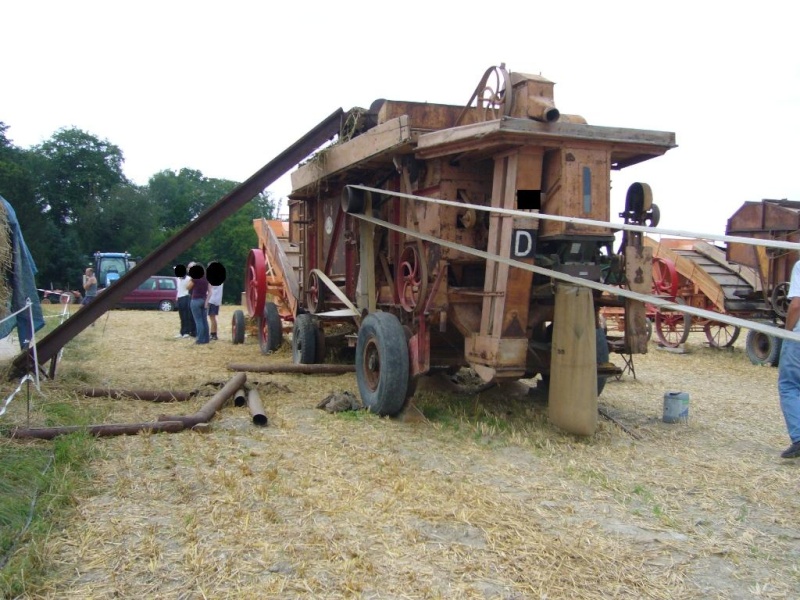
415, 117, 676, 160
291, 116, 412, 191
377, 100, 482, 130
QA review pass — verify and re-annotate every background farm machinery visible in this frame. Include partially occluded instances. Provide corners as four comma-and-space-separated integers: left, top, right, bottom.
600, 199, 798, 366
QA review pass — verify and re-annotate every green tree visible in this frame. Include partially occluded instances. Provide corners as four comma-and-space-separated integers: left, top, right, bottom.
82, 184, 159, 261
29, 127, 130, 288
34, 127, 127, 227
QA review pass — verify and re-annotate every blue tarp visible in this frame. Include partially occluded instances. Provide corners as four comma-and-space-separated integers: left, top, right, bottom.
0, 196, 46, 348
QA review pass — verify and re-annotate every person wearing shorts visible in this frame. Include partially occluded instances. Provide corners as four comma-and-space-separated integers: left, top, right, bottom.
207, 282, 223, 341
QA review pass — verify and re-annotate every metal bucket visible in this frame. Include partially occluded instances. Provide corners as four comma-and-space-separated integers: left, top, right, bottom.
663, 391, 689, 423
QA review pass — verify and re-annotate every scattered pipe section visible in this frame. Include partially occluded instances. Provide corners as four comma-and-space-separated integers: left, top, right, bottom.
247, 388, 268, 427
227, 363, 355, 374
233, 388, 247, 407
157, 372, 247, 428
9, 420, 185, 440
78, 388, 195, 402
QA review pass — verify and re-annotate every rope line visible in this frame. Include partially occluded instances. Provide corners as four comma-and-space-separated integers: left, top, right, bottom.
348, 184, 800, 252
349, 211, 800, 343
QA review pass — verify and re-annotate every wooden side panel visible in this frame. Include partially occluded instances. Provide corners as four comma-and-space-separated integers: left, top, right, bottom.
764, 202, 800, 231
291, 116, 411, 192
377, 101, 482, 130
541, 148, 611, 238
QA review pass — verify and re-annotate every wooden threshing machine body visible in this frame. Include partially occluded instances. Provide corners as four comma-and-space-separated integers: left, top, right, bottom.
287, 66, 675, 390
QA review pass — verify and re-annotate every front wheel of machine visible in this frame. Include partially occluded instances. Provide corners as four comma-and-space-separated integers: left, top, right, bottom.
259, 302, 283, 354
745, 329, 782, 366
356, 312, 409, 416
231, 310, 245, 344
292, 313, 317, 364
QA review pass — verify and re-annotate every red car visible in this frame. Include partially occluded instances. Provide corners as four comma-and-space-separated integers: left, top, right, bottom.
115, 276, 178, 311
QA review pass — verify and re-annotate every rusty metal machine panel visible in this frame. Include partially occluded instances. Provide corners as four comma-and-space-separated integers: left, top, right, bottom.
726, 199, 800, 290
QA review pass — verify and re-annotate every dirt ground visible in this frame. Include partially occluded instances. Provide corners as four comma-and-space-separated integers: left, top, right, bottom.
3, 305, 800, 599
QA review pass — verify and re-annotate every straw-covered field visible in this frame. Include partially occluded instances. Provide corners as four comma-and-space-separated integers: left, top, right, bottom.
2, 304, 799, 599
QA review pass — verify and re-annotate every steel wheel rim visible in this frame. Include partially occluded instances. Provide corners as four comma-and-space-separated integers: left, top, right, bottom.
362, 337, 381, 393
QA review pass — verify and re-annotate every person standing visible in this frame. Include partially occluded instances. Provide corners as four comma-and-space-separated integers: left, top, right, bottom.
207, 280, 223, 341
81, 267, 97, 306
778, 259, 800, 459
187, 264, 210, 345
175, 263, 195, 338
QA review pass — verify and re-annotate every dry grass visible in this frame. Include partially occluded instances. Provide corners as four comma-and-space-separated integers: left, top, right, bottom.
1, 305, 800, 599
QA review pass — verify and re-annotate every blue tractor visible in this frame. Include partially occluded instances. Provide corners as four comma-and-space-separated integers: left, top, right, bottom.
94, 252, 135, 289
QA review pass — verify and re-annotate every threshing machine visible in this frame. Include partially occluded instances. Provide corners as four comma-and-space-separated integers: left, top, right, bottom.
243, 64, 677, 434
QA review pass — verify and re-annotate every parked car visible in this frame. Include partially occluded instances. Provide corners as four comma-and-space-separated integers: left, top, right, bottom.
114, 276, 178, 311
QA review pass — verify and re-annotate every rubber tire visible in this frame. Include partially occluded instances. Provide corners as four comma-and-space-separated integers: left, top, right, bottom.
159, 300, 175, 312
356, 312, 409, 416
596, 327, 609, 395
231, 310, 245, 344
745, 329, 782, 366
259, 302, 282, 354
314, 324, 327, 364
292, 313, 317, 364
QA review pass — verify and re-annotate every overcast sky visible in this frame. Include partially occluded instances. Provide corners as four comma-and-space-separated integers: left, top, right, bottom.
4, 1, 799, 235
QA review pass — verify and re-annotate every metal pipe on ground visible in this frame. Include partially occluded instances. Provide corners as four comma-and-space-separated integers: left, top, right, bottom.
233, 388, 247, 407
247, 388, 268, 426
78, 388, 195, 402
157, 372, 247, 428
227, 363, 355, 374
8, 420, 185, 440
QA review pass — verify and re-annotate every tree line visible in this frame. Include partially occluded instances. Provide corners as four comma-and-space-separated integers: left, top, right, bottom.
0, 122, 278, 304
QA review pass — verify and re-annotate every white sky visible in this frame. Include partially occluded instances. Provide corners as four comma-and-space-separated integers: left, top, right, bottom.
4, 1, 799, 235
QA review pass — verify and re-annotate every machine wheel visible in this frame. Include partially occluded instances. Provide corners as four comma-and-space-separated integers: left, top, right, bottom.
655, 301, 691, 347
704, 321, 741, 348
397, 243, 428, 313
644, 203, 661, 228
306, 271, 324, 314
772, 282, 790, 319
596, 328, 610, 395
745, 329, 782, 366
159, 300, 175, 312
231, 310, 245, 344
652, 257, 679, 298
259, 302, 282, 354
356, 312, 409, 416
292, 313, 317, 364
341, 186, 365, 214
245, 249, 266, 319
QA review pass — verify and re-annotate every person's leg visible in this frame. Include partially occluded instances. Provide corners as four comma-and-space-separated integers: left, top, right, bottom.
190, 298, 205, 343
199, 304, 210, 343
178, 296, 191, 335
208, 304, 219, 340
777, 339, 800, 452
